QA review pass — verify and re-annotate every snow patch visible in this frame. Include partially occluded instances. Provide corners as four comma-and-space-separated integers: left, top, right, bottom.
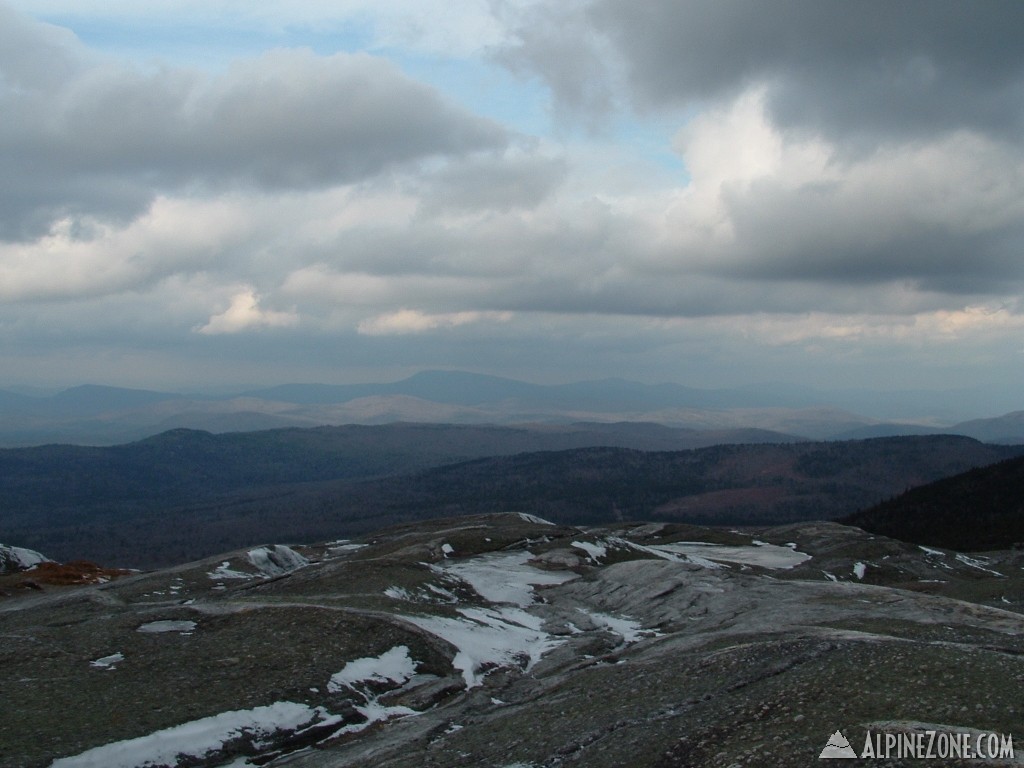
919, 545, 946, 557
649, 541, 810, 570
571, 540, 607, 563
403, 557, 577, 688
608, 537, 731, 569
441, 543, 455, 557
577, 608, 651, 644
247, 545, 308, 577
0, 543, 51, 572
207, 561, 253, 581
49, 702, 341, 768
518, 513, 555, 526
405, 606, 564, 688
328, 542, 367, 554
138, 620, 197, 634
441, 550, 577, 607
853, 562, 867, 580
327, 646, 422, 733
955, 553, 1004, 577
425, 583, 459, 603
328, 646, 419, 693
384, 586, 412, 601
90, 652, 124, 670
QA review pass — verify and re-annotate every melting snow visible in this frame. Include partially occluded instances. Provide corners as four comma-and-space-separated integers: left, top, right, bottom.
405, 606, 564, 688
649, 542, 811, 570
425, 583, 459, 602
89, 652, 124, 670
328, 646, 419, 693
441, 550, 577, 607
571, 541, 607, 562
577, 609, 650, 644
405, 551, 580, 687
919, 545, 946, 557
853, 562, 866, 580
955, 553, 1004, 577
138, 620, 197, 634
48, 702, 341, 768
384, 586, 412, 601
0, 543, 50, 570
518, 513, 555, 526
328, 542, 367, 554
328, 646, 422, 732
207, 561, 253, 581
247, 545, 308, 577
618, 539, 726, 568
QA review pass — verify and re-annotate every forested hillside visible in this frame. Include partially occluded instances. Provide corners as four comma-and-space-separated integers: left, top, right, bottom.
4, 430, 1020, 568
844, 455, 1024, 550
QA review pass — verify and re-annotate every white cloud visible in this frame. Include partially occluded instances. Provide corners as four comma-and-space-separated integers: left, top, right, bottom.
357, 309, 512, 335
0, 197, 251, 301
0, 6, 506, 239
195, 288, 299, 334
652, 88, 1024, 292
1, 1, 1023, 400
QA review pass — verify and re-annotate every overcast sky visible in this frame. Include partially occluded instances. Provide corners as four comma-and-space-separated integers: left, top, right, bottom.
3, 1, 1024, 404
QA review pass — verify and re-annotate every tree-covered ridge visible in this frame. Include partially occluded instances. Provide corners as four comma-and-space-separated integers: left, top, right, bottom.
4, 428, 1020, 568
843, 455, 1024, 551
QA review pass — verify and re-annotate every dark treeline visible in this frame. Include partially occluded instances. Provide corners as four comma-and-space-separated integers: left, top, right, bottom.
844, 454, 1024, 551
3, 428, 1021, 568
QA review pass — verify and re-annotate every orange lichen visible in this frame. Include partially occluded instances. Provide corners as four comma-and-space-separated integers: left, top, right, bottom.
17, 560, 132, 587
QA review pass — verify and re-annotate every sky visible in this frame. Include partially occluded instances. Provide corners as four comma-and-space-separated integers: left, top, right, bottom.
2, 1, 1024, 404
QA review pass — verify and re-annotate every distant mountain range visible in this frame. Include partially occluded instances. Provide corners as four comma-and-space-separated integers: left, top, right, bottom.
0, 370, 1022, 446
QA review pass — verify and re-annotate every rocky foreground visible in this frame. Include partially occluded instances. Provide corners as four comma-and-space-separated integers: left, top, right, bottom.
2, 514, 1022, 767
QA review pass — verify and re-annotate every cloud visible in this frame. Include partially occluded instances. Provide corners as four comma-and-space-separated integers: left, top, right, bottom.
659, 91, 1024, 293
0, 196, 252, 302
8, 0, 526, 58
508, 0, 1024, 142
494, 0, 621, 124
357, 308, 512, 335
3, 2, 1024, 400
413, 147, 568, 214
0, 4, 506, 239
195, 288, 299, 334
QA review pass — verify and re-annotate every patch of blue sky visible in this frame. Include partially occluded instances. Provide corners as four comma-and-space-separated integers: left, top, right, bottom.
386, 51, 552, 138
611, 116, 691, 181
26, 12, 376, 72
26, 5, 687, 182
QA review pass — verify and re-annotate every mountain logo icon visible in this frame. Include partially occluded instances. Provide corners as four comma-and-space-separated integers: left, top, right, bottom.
819, 730, 858, 758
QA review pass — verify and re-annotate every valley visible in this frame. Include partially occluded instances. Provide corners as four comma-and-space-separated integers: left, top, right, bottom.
3, 428, 1022, 568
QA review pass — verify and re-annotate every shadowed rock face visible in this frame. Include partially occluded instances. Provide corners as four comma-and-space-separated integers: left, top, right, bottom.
2, 514, 1022, 768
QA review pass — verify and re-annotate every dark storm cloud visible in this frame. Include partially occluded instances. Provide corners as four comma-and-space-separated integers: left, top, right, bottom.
0, 4, 507, 240
708, 159, 1024, 293
497, 0, 1024, 300
506, 0, 1024, 141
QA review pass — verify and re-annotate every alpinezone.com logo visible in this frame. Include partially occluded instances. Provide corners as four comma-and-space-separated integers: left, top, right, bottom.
820, 727, 1015, 760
